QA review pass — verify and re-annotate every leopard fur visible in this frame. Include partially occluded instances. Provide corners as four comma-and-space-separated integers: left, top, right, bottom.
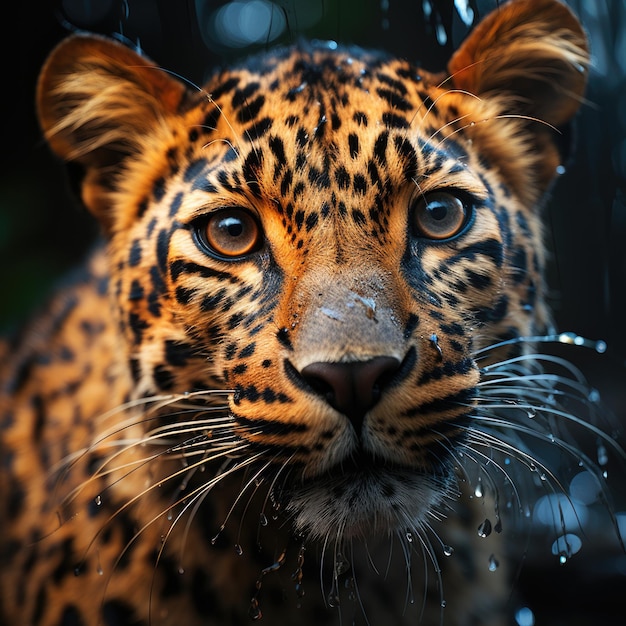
0, 1, 602, 624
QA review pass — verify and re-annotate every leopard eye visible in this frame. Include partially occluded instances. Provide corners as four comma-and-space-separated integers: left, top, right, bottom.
411, 191, 471, 240
195, 208, 262, 259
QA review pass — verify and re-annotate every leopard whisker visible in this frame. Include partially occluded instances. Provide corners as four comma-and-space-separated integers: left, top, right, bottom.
55, 417, 244, 513
71, 440, 254, 556
346, 542, 373, 626
158, 452, 270, 567
472, 400, 624, 460
406, 521, 445, 626
425, 112, 473, 143
94, 453, 265, 622
410, 87, 481, 127
51, 390, 231, 488
460, 421, 577, 499
474, 331, 606, 358
455, 442, 524, 514
432, 113, 554, 154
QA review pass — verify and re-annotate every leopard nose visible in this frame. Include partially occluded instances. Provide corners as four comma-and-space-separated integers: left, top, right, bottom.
301, 357, 401, 429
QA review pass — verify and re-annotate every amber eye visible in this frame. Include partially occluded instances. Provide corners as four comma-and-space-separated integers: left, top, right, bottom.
411, 191, 470, 240
196, 208, 262, 259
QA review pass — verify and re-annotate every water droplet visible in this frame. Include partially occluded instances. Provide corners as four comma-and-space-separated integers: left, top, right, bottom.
327, 592, 340, 608
597, 443, 608, 466
234, 544, 243, 556
526, 409, 536, 419
440, 599, 447, 608
515, 606, 536, 626
95, 495, 102, 506
178, 566, 185, 574
488, 554, 499, 571
588, 388, 601, 403
406, 531, 413, 543
443, 545, 454, 557
555, 164, 566, 175
259, 513, 268, 526
334, 553, 350, 576
595, 340, 607, 353
494, 518, 503, 534
249, 598, 262, 620
429, 333, 443, 360
477, 519, 492, 538
474, 479, 483, 498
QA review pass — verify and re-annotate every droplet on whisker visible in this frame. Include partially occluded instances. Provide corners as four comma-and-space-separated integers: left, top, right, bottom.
474, 479, 483, 498
334, 553, 350, 576
248, 597, 262, 620
327, 592, 340, 608
488, 554, 499, 571
478, 519, 492, 538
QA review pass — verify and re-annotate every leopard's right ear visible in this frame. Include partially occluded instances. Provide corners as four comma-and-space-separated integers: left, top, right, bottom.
37, 35, 187, 232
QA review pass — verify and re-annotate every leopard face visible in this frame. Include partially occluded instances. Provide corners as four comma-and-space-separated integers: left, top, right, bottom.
1, 1, 606, 625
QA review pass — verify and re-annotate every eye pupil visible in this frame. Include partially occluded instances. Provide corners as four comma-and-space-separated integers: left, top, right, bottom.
197, 208, 261, 259
428, 202, 448, 222
221, 217, 244, 237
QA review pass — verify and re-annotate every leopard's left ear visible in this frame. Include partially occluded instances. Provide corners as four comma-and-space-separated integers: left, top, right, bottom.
448, 0, 589, 128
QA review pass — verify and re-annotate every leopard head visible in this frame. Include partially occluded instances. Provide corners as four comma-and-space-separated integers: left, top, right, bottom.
37, 0, 588, 543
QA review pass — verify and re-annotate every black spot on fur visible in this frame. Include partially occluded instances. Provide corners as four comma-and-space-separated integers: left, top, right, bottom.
353, 111, 368, 126
128, 240, 142, 267
237, 94, 265, 124
153, 364, 174, 390
245, 117, 273, 141
184, 158, 207, 182
382, 112, 409, 129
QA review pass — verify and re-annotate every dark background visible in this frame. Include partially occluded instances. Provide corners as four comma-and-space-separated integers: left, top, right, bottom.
2, 1, 625, 624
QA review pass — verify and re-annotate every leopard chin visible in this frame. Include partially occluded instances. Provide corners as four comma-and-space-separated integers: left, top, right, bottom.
283, 457, 453, 541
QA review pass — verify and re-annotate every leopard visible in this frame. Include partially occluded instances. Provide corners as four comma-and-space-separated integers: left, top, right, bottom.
0, 0, 618, 624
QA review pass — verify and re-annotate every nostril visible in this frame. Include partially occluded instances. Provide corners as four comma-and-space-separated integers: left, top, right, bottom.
301, 356, 401, 428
